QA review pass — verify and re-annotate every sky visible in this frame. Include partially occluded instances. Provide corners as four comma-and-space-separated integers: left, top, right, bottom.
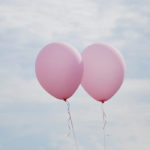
0, 0, 150, 150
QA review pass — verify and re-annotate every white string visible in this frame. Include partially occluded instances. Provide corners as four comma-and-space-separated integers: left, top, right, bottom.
66, 100, 79, 150
101, 102, 107, 150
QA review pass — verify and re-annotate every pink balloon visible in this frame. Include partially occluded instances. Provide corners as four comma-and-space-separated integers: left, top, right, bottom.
81, 43, 125, 103
35, 42, 83, 101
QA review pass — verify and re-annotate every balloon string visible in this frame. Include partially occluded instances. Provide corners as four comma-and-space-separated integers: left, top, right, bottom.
66, 100, 79, 150
66, 101, 71, 137
101, 103, 107, 150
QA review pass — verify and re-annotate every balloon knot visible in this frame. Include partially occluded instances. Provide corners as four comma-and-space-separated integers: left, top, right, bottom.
64, 98, 67, 102
101, 100, 105, 103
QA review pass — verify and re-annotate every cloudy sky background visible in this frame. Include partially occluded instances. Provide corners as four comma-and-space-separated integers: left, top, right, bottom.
0, 0, 150, 150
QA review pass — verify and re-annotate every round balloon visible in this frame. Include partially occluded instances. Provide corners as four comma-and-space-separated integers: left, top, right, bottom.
81, 43, 125, 103
35, 42, 83, 101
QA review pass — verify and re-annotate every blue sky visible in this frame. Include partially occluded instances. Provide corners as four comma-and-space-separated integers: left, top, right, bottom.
0, 0, 150, 150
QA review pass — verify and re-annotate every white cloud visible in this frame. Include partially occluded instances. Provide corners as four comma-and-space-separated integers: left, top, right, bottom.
1, 0, 150, 81
0, 77, 51, 103
0, 0, 133, 47
0, 78, 149, 149
0, 0, 150, 149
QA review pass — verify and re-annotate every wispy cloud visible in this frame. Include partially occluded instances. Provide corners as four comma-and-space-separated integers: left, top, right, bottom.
0, 78, 150, 149
0, 0, 150, 149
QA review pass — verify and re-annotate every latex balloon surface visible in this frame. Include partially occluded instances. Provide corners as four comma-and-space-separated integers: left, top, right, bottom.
81, 43, 125, 103
35, 42, 83, 101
